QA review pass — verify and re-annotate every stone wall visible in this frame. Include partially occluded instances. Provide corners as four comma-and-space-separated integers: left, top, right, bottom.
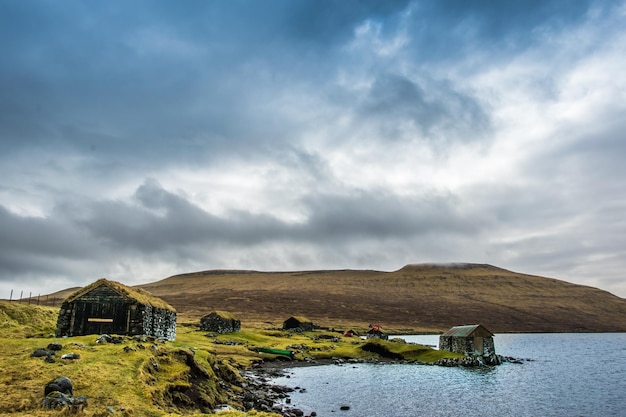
140, 305, 177, 341
200, 313, 241, 333
483, 337, 496, 356
55, 303, 73, 337
439, 335, 496, 356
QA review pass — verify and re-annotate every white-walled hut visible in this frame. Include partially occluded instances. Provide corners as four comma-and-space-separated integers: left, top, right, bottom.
439, 324, 495, 356
55, 278, 177, 340
200, 311, 241, 333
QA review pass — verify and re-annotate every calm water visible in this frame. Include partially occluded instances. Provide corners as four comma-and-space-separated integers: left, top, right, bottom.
270, 333, 626, 417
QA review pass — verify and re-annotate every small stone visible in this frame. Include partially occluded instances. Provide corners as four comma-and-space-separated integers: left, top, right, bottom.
31, 348, 54, 358
340, 405, 350, 410
47, 342, 63, 351
61, 352, 80, 360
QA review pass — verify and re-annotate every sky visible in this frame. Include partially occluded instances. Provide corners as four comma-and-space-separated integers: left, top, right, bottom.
1, 0, 626, 299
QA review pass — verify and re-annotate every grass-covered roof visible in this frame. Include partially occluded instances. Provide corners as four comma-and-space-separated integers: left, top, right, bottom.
285, 315, 312, 323
207, 310, 239, 320
65, 278, 176, 312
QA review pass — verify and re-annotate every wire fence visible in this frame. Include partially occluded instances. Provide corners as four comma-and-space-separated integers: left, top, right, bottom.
4, 290, 62, 307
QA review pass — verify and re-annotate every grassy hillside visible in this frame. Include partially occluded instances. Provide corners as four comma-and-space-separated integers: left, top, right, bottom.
0, 300, 457, 416
138, 263, 626, 333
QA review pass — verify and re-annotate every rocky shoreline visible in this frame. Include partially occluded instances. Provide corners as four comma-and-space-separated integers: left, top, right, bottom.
241, 355, 530, 417
239, 365, 302, 417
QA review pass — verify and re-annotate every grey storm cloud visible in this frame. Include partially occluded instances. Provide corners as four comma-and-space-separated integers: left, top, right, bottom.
74, 179, 481, 250
359, 73, 491, 142
1, 0, 626, 297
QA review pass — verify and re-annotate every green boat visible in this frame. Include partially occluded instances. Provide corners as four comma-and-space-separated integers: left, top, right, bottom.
256, 347, 294, 358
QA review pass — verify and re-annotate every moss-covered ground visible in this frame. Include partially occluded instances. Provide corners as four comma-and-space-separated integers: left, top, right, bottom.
0, 301, 462, 416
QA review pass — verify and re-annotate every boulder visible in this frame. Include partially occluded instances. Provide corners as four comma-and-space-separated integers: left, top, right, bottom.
61, 353, 80, 360
47, 342, 63, 351
42, 377, 88, 412
45, 376, 73, 396
42, 392, 87, 411
96, 334, 112, 344
31, 348, 54, 358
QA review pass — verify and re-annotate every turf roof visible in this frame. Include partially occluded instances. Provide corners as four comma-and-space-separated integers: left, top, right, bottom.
64, 278, 176, 312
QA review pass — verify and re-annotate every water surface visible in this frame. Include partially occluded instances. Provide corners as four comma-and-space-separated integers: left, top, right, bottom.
270, 333, 626, 416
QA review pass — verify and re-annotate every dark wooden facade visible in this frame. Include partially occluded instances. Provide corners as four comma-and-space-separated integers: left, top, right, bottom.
283, 316, 315, 332
55, 278, 176, 340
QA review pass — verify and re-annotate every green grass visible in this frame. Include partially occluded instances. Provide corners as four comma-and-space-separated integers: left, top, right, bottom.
0, 301, 461, 416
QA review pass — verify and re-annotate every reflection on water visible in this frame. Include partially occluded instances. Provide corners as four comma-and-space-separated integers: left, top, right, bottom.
270, 333, 626, 417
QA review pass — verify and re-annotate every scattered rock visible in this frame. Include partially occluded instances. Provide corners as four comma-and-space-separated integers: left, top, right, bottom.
435, 354, 528, 367
61, 352, 80, 360
42, 391, 88, 410
45, 376, 73, 396
31, 348, 54, 358
96, 334, 112, 344
47, 342, 63, 351
42, 376, 88, 412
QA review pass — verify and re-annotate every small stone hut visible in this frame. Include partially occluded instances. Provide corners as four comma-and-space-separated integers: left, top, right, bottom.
439, 324, 495, 356
366, 323, 388, 340
283, 316, 315, 332
55, 278, 177, 340
200, 311, 241, 333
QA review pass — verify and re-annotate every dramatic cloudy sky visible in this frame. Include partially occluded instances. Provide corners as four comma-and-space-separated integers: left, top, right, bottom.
2, 0, 626, 298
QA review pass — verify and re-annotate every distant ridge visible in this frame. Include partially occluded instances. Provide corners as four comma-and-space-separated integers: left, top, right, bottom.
133, 263, 626, 333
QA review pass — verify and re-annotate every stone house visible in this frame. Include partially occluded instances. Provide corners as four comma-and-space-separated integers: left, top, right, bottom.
200, 311, 241, 333
55, 278, 176, 340
439, 324, 495, 356
282, 316, 315, 332
366, 323, 388, 340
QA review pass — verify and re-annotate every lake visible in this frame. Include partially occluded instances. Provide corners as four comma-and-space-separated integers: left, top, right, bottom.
269, 333, 626, 417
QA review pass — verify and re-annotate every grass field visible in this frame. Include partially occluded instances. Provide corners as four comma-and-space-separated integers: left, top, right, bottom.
0, 300, 459, 416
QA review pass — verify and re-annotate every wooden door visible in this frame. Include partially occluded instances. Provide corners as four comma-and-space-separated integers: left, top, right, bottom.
474, 336, 484, 355
73, 301, 130, 335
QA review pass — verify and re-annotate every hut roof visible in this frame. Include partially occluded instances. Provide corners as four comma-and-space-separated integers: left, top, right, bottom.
64, 278, 176, 312
285, 316, 312, 323
442, 324, 493, 338
207, 311, 239, 320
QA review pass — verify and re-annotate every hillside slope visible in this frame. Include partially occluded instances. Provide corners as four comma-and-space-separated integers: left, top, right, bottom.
138, 263, 626, 333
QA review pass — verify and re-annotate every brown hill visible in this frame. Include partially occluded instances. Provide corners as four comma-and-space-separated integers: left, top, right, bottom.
134, 263, 626, 333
